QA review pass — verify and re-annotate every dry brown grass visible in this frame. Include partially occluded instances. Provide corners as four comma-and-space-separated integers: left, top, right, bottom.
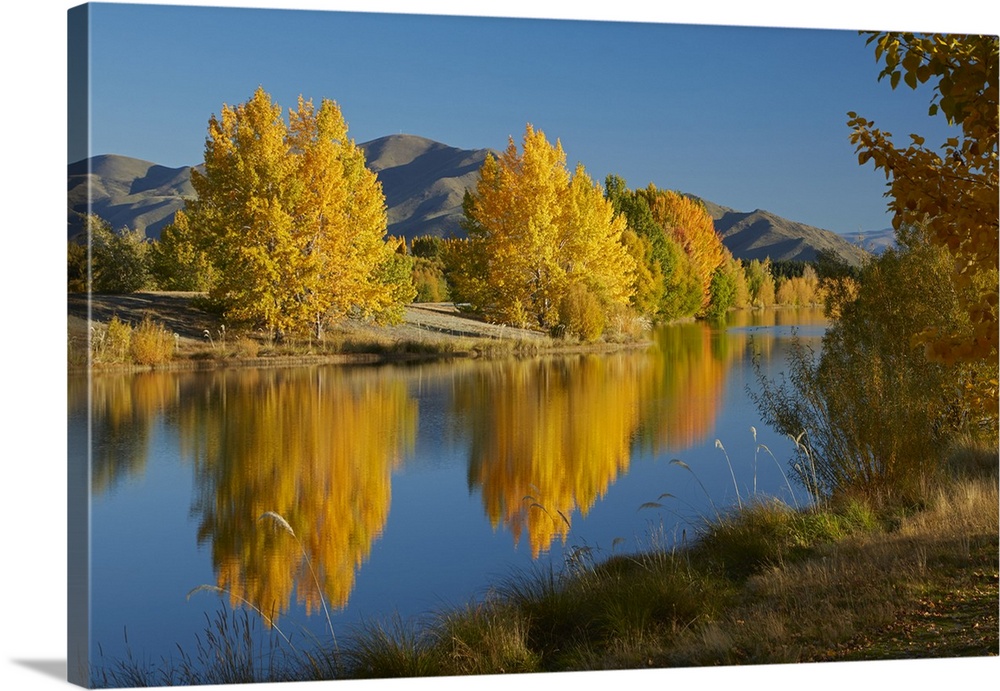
129, 315, 175, 365
232, 334, 260, 359
665, 473, 998, 666
96, 470, 997, 685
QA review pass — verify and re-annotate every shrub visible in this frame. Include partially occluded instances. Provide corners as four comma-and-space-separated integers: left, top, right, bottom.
129, 315, 174, 365
432, 602, 539, 675
99, 315, 133, 363
605, 305, 649, 342
233, 335, 260, 359
343, 616, 440, 679
89, 215, 152, 294
752, 227, 998, 503
558, 283, 605, 342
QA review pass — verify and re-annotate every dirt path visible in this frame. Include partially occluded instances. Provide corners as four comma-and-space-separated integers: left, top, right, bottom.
68, 292, 549, 350
394, 303, 545, 342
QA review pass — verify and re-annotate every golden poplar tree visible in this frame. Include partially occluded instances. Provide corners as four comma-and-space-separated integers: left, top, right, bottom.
564, 164, 635, 311
188, 87, 412, 337
620, 229, 665, 318
455, 124, 635, 336
459, 125, 570, 327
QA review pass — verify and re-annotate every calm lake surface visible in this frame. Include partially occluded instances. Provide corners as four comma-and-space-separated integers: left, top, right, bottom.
69, 308, 827, 673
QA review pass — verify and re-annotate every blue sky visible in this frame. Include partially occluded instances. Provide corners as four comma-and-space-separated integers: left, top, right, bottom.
74, 1, 991, 236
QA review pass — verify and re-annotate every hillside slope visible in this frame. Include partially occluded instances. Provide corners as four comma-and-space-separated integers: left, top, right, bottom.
360, 134, 492, 240
67, 135, 869, 266
67, 155, 194, 239
711, 207, 870, 265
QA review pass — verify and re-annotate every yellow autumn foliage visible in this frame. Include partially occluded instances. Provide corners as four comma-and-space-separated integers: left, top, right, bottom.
847, 32, 998, 365
181, 368, 417, 620
188, 87, 413, 337
452, 124, 636, 336
640, 187, 728, 313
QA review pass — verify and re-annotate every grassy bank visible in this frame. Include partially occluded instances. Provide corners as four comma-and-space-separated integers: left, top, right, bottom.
334, 466, 996, 677
95, 447, 997, 686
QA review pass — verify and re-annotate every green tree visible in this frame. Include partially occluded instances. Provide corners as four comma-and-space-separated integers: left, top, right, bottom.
89, 214, 151, 294
410, 235, 445, 260
148, 210, 217, 291
814, 248, 861, 283
657, 235, 703, 320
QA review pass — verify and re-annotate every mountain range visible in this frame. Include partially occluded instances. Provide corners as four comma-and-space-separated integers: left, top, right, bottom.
68, 133, 869, 266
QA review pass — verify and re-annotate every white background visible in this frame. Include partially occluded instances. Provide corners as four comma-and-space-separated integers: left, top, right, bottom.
2, 1, 997, 690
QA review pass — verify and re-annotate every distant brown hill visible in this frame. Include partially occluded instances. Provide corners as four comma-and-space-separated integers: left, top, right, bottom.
67, 155, 196, 239
360, 134, 493, 240
695, 199, 870, 265
67, 134, 869, 266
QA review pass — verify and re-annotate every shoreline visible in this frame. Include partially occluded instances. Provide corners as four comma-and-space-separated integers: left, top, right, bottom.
70, 339, 657, 375
68, 291, 656, 374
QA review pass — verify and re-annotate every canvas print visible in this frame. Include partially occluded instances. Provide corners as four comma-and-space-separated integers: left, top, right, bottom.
67, 2, 998, 688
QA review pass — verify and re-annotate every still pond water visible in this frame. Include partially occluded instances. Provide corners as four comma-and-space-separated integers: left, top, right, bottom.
70, 308, 826, 672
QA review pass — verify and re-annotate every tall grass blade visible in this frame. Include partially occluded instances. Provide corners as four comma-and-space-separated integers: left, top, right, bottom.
257, 511, 340, 665
756, 442, 799, 508
669, 458, 720, 519
715, 439, 743, 510
186, 585, 295, 650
